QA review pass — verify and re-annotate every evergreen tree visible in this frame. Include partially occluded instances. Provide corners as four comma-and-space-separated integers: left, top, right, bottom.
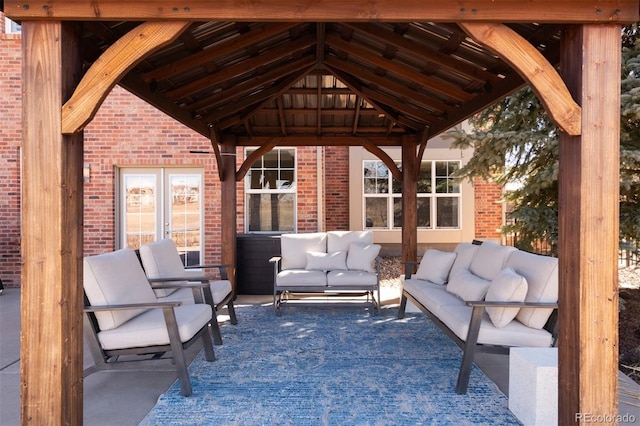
444, 23, 640, 255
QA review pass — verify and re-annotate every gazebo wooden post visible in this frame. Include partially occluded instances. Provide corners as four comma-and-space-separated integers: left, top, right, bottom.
401, 135, 418, 265
221, 138, 238, 295
558, 24, 621, 422
20, 21, 84, 424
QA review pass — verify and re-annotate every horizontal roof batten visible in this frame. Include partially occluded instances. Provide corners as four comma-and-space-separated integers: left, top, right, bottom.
227, 135, 406, 146
4, 1, 638, 23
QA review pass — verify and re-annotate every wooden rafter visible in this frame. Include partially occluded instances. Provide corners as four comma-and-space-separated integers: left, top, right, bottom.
326, 34, 475, 102
61, 21, 190, 134
142, 22, 299, 83
214, 66, 315, 129
165, 34, 316, 100
460, 22, 582, 135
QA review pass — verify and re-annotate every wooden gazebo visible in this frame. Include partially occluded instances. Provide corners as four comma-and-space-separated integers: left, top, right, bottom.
4, 1, 637, 423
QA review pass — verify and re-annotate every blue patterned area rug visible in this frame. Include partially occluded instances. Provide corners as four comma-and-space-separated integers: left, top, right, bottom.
140, 305, 520, 425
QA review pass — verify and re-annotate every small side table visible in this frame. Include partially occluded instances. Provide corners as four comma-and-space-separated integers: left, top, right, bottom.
509, 347, 558, 426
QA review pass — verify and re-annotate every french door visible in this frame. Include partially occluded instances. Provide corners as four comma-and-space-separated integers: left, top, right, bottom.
118, 167, 204, 266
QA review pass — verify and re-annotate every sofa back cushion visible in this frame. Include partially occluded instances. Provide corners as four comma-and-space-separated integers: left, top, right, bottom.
449, 243, 479, 276
139, 239, 187, 297
280, 232, 327, 270
84, 248, 157, 331
327, 230, 373, 253
446, 269, 492, 302
469, 241, 517, 281
506, 250, 559, 329
305, 251, 348, 271
414, 249, 457, 285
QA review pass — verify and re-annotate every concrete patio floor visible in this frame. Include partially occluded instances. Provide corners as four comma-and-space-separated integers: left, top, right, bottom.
1, 285, 639, 425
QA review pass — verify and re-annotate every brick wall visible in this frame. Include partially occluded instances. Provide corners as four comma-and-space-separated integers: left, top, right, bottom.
0, 31, 23, 286
473, 177, 503, 240
324, 146, 350, 230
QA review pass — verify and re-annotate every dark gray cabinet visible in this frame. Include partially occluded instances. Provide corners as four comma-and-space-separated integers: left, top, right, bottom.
236, 234, 281, 295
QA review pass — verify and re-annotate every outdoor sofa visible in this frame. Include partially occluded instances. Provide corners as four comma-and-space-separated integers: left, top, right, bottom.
398, 240, 559, 394
270, 230, 382, 315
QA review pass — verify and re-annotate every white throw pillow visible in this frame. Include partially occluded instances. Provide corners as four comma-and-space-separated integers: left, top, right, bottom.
346, 243, 381, 272
469, 241, 516, 281
446, 269, 491, 302
414, 249, 458, 285
305, 251, 347, 271
485, 267, 528, 328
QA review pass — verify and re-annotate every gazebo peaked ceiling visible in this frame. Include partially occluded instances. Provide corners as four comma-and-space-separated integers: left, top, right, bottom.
76, 21, 564, 145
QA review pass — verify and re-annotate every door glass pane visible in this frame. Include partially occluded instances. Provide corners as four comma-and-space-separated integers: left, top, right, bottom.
169, 174, 202, 266
124, 175, 157, 249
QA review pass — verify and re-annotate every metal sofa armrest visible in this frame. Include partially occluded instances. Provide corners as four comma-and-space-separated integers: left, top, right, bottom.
84, 300, 182, 312
400, 260, 420, 279
185, 263, 233, 279
465, 301, 558, 309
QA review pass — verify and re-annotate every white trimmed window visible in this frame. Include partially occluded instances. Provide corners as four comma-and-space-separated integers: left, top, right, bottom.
245, 148, 296, 232
5, 18, 21, 34
363, 160, 461, 229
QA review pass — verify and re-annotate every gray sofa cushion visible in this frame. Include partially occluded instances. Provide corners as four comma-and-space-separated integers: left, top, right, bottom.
276, 269, 327, 287
469, 241, 516, 281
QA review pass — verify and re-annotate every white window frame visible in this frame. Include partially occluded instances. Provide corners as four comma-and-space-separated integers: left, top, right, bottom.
5, 18, 21, 34
244, 147, 297, 233
363, 159, 461, 230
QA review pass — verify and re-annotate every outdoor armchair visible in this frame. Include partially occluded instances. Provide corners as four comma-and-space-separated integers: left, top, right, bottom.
83, 248, 215, 396
139, 239, 237, 345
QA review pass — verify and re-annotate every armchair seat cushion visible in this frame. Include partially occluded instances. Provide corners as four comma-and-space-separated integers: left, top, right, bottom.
327, 270, 378, 286
209, 280, 233, 304
276, 269, 327, 287
97, 304, 212, 350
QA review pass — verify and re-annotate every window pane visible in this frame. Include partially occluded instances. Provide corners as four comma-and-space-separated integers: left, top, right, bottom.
417, 198, 431, 227
365, 198, 388, 228
391, 163, 402, 194
418, 162, 432, 193
435, 161, 460, 194
247, 193, 295, 232
393, 197, 402, 228
280, 149, 295, 168
436, 197, 459, 228
364, 178, 377, 194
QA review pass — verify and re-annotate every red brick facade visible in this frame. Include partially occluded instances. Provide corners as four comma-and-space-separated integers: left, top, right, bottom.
473, 177, 504, 240
0, 22, 501, 286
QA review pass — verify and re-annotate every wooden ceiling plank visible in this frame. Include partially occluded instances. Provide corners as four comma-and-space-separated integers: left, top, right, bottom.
460, 22, 581, 135
5, 1, 638, 23
323, 56, 451, 115
344, 22, 497, 83
326, 34, 475, 102
61, 21, 190, 134
188, 56, 316, 113
165, 34, 316, 100
326, 65, 406, 130
360, 86, 440, 124
142, 22, 299, 83
214, 66, 315, 129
